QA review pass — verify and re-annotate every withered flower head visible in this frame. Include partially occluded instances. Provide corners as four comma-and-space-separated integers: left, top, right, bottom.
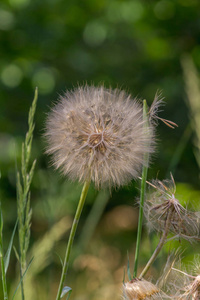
45, 85, 154, 188
123, 278, 167, 299
144, 174, 200, 242
182, 274, 200, 299
169, 258, 200, 299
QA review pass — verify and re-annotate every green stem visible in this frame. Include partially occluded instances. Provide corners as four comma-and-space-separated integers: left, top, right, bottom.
19, 266, 25, 300
0, 248, 8, 300
56, 180, 90, 300
138, 209, 173, 279
133, 100, 149, 278
0, 208, 8, 300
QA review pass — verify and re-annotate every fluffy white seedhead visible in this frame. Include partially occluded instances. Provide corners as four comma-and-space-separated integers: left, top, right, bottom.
144, 174, 200, 242
45, 85, 154, 188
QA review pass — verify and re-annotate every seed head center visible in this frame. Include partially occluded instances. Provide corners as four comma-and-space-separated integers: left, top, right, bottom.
89, 132, 104, 148
87, 131, 109, 155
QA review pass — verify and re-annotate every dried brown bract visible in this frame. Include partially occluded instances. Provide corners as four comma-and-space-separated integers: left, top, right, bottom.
144, 174, 200, 242
123, 278, 169, 300
45, 85, 155, 188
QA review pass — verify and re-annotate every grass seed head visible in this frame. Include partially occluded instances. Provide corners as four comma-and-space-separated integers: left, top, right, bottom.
45, 85, 155, 188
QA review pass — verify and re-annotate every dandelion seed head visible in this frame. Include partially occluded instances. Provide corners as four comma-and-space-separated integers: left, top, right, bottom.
45, 85, 154, 188
170, 264, 200, 299
144, 175, 200, 241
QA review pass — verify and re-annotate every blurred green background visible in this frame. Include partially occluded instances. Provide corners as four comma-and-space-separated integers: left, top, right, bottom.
1, 0, 200, 299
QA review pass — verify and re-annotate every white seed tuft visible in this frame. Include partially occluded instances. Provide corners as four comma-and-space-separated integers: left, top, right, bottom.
45, 85, 155, 188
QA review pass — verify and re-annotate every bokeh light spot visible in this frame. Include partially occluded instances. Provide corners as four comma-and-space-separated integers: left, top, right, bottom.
121, 1, 144, 22
1, 64, 23, 88
154, 0, 175, 20
106, 1, 144, 23
32, 68, 55, 94
0, 9, 15, 30
83, 21, 107, 47
9, 0, 30, 8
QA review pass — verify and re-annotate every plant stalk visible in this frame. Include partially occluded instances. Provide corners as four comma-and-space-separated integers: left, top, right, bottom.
133, 100, 149, 277
138, 209, 173, 279
0, 246, 8, 300
56, 180, 90, 300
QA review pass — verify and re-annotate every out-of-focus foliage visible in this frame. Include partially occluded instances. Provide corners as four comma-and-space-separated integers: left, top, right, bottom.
1, 0, 200, 299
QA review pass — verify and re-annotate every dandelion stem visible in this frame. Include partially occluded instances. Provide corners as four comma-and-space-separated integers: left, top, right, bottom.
133, 100, 149, 277
139, 209, 173, 279
56, 180, 90, 300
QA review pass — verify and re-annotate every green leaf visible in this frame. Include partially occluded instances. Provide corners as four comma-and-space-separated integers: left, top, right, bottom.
127, 252, 132, 281
0, 202, 3, 234
4, 220, 18, 274
13, 246, 19, 262
123, 267, 125, 285
55, 252, 64, 267
61, 286, 72, 299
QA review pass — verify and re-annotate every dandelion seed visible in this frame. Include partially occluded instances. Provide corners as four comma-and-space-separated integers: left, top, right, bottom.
45, 85, 155, 188
149, 92, 178, 129
144, 174, 200, 242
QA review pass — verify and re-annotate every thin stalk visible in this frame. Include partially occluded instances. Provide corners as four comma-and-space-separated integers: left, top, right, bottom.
56, 180, 90, 300
0, 244, 8, 300
0, 206, 8, 300
133, 100, 149, 277
138, 209, 173, 279
19, 266, 25, 300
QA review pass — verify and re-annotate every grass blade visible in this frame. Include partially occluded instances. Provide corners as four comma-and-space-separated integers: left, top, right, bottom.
4, 220, 18, 274
127, 252, 132, 281
0, 203, 8, 300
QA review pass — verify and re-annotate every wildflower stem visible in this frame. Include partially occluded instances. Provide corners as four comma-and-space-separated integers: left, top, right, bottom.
56, 180, 90, 300
139, 209, 173, 279
133, 100, 149, 277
